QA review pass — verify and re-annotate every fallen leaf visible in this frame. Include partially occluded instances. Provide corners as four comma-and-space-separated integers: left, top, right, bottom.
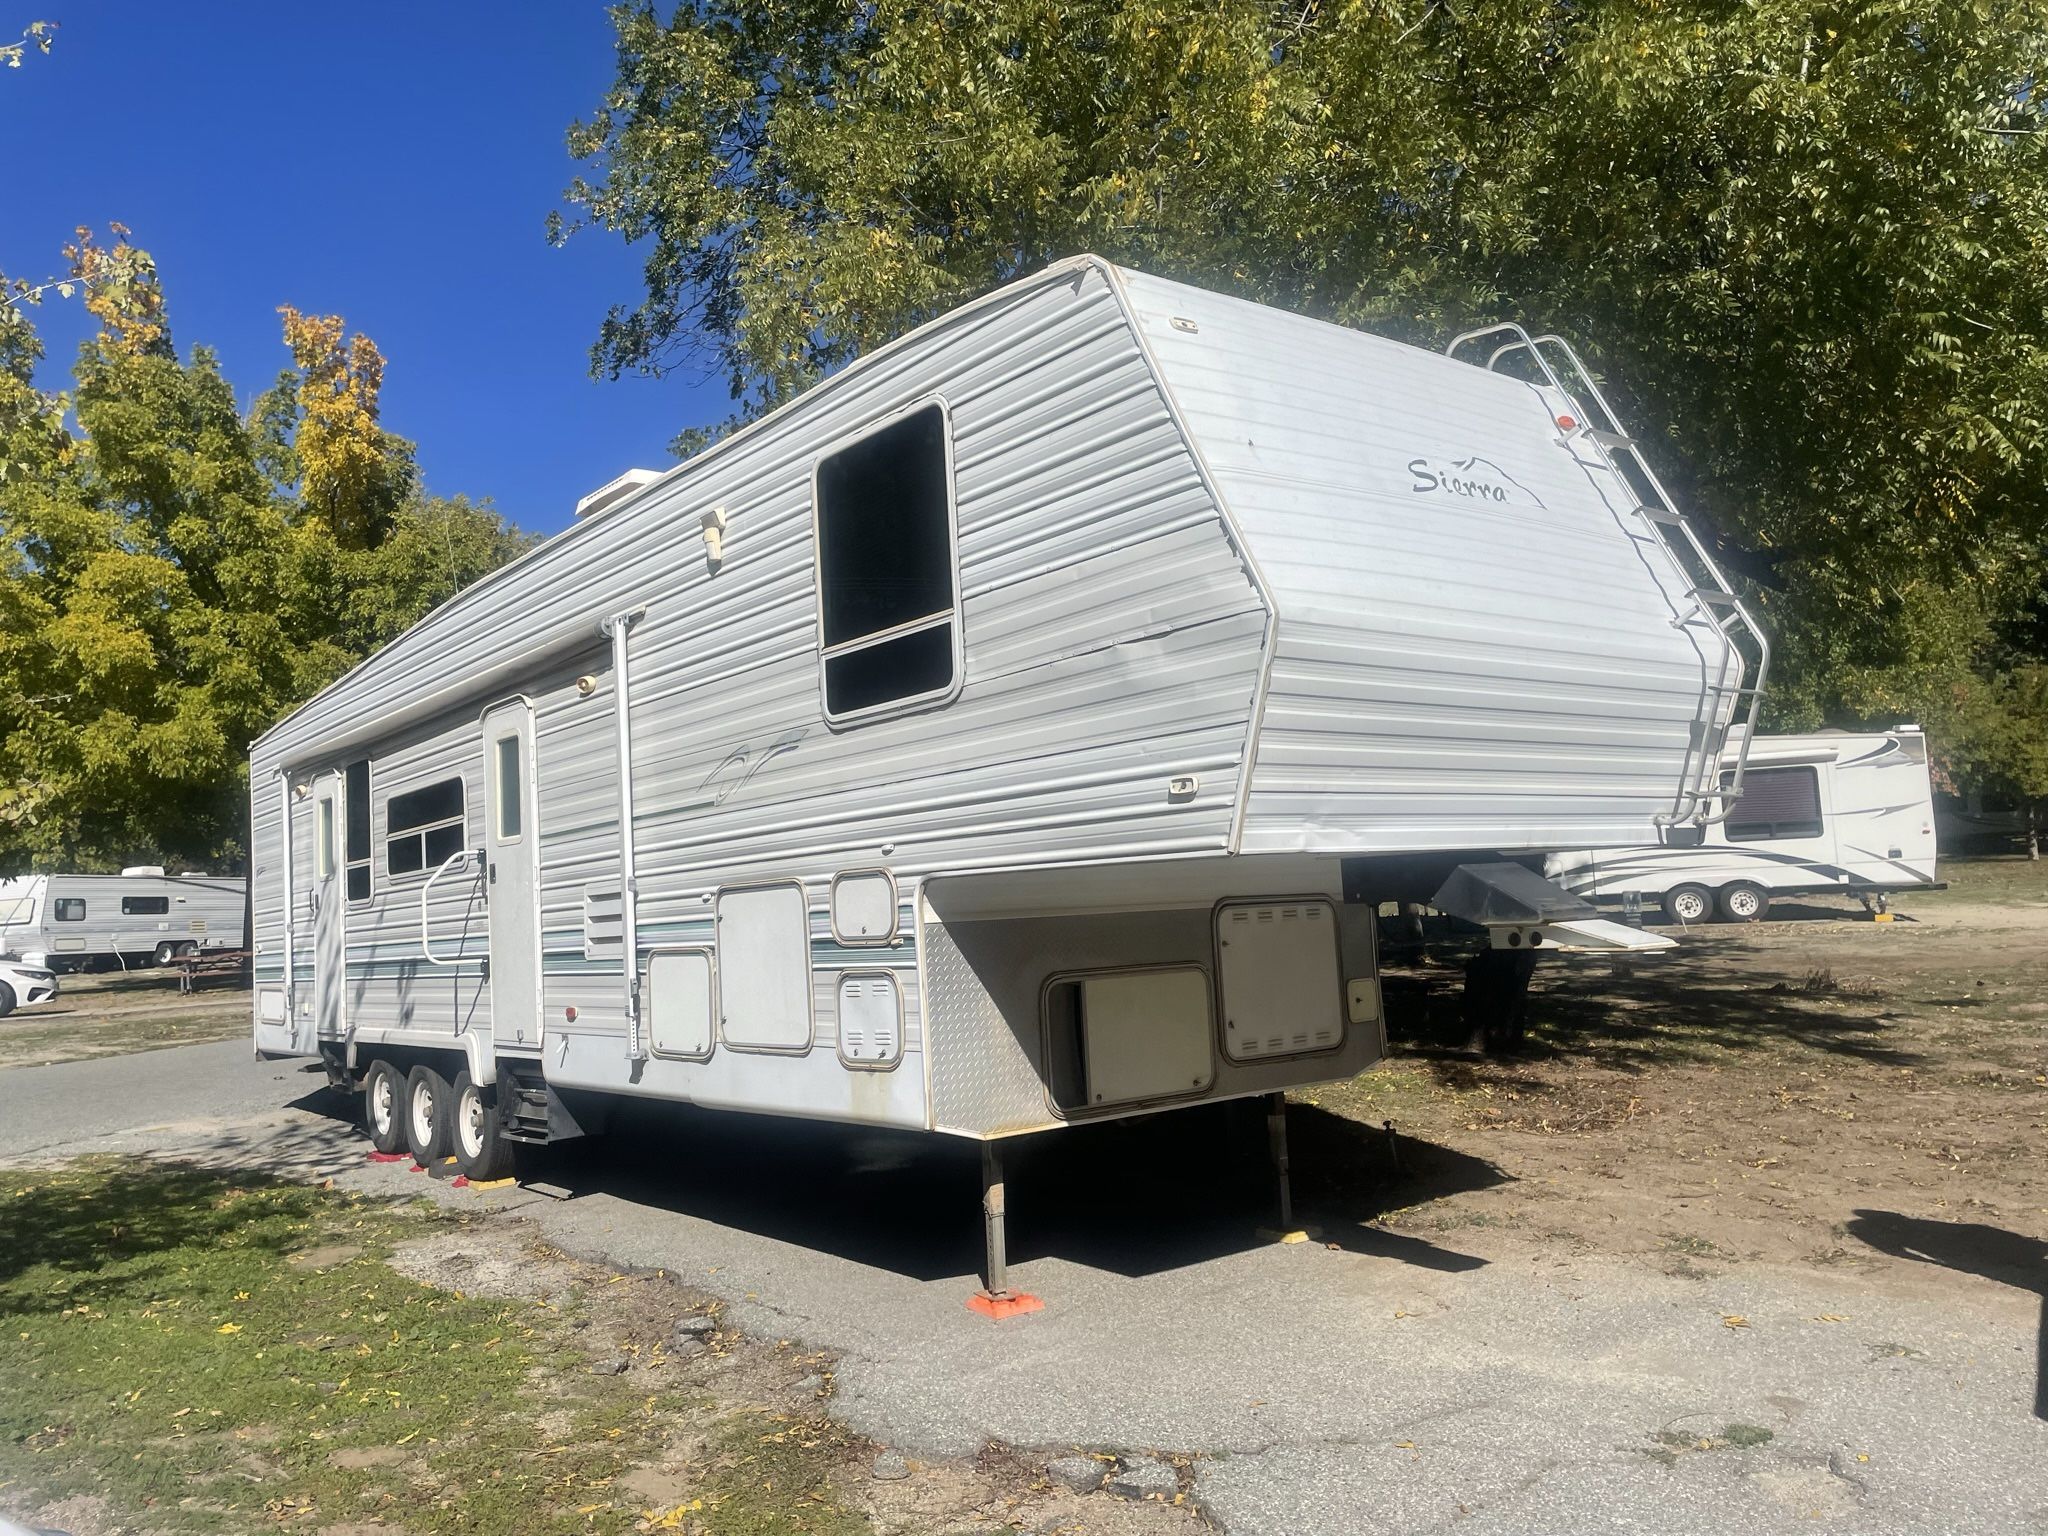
1722, 1315, 1750, 1330
216, 1323, 242, 1335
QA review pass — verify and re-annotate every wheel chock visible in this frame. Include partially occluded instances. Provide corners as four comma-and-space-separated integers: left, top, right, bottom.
1258, 1227, 1312, 1245
366, 1151, 409, 1164
466, 1176, 517, 1190
1872, 911, 1894, 923
967, 1290, 1044, 1319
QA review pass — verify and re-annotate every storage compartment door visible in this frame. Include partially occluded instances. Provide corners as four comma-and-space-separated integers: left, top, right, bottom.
646, 948, 715, 1060
1215, 898, 1345, 1061
716, 883, 813, 1052
1070, 967, 1215, 1108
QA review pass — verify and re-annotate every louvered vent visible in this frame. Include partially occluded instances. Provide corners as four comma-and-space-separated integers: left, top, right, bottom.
837, 971, 902, 1066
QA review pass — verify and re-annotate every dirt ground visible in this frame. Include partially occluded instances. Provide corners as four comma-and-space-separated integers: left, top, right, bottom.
0, 969, 247, 1070
1310, 859, 2048, 1294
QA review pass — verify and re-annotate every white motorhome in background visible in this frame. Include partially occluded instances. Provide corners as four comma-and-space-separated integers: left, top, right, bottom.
247, 257, 1764, 1287
1546, 728, 1936, 923
0, 868, 247, 970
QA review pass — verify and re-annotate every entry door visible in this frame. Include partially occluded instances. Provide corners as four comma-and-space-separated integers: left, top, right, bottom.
483, 700, 541, 1049
312, 770, 347, 1043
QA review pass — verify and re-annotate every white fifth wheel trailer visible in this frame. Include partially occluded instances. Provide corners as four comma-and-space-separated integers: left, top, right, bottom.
0, 869, 247, 971
248, 257, 1765, 1298
1546, 727, 1937, 923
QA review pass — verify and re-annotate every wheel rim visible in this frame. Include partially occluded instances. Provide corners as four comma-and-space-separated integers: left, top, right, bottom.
1731, 890, 1759, 916
1676, 892, 1705, 920
410, 1081, 435, 1148
371, 1075, 393, 1134
459, 1086, 485, 1160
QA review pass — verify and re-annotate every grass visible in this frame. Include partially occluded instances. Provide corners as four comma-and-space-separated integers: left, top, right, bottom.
0, 1160, 867, 1536
1899, 854, 2048, 908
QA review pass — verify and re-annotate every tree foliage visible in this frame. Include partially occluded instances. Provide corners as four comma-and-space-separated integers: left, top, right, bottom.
560, 0, 2048, 810
1, 18, 54, 71
0, 229, 532, 873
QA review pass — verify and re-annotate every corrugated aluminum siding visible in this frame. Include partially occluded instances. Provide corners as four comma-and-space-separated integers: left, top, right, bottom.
248, 261, 1270, 1117
1114, 267, 1735, 854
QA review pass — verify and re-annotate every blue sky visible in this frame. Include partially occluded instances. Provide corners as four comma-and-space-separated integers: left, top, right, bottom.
0, 3, 719, 538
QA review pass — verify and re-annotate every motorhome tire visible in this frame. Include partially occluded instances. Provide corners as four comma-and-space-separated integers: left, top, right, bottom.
451, 1071, 518, 1182
362, 1060, 406, 1155
1662, 884, 1711, 925
151, 941, 177, 968
1718, 882, 1769, 923
405, 1065, 455, 1164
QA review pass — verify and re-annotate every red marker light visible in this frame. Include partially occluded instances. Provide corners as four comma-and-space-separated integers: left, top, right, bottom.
564, 1005, 578, 1022
1556, 414, 1578, 432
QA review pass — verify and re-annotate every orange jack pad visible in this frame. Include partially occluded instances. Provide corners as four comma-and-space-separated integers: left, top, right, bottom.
967, 1291, 1045, 1319
366, 1151, 409, 1164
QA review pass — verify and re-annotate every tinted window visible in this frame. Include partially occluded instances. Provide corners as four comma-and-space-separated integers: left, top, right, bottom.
814, 404, 959, 720
494, 734, 522, 841
386, 777, 466, 878
121, 896, 170, 915
1724, 766, 1824, 842
54, 898, 85, 921
816, 404, 953, 648
824, 624, 955, 717
345, 760, 371, 862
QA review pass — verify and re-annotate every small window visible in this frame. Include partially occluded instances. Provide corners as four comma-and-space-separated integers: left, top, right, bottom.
1724, 765, 1824, 842
54, 897, 85, 921
121, 896, 170, 916
317, 798, 336, 880
344, 759, 372, 902
386, 777, 467, 877
813, 402, 960, 722
494, 734, 522, 842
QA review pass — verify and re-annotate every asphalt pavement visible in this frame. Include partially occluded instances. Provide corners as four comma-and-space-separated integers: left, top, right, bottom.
3, 1040, 2043, 1534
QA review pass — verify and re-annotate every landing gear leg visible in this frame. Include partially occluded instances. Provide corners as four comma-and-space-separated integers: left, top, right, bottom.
968, 1139, 1042, 1318
1266, 1091, 1296, 1234
1463, 946, 1540, 1054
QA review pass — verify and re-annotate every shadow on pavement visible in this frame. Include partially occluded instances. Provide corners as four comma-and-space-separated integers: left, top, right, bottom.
1848, 1209, 2047, 1422
495, 1096, 1498, 1285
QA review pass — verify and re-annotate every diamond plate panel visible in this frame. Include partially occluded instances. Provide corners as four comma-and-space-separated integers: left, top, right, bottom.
924, 915, 1058, 1137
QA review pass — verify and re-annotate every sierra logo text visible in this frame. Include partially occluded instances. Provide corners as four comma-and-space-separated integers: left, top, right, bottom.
1406, 455, 1544, 509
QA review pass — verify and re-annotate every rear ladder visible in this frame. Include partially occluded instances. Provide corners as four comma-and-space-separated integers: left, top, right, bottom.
1445, 323, 1770, 826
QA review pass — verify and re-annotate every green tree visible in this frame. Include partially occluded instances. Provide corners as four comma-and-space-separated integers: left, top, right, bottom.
560, 0, 2048, 800
0, 229, 532, 873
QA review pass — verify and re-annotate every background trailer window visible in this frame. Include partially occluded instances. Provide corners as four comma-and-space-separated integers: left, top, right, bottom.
1723, 765, 1824, 842
53, 898, 85, 921
386, 778, 467, 876
121, 896, 170, 916
813, 402, 959, 721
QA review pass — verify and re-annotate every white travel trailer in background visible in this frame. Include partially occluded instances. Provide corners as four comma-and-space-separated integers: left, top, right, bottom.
1546, 727, 1937, 923
0, 868, 247, 971
247, 256, 1764, 1296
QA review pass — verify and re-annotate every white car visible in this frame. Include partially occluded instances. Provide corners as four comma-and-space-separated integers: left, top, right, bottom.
0, 956, 59, 1017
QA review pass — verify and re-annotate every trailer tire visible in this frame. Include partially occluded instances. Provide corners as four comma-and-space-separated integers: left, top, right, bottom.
451, 1071, 518, 1183
177, 940, 199, 958
362, 1059, 406, 1155
404, 1064, 455, 1164
1661, 884, 1712, 925
1717, 882, 1770, 923
151, 941, 177, 968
